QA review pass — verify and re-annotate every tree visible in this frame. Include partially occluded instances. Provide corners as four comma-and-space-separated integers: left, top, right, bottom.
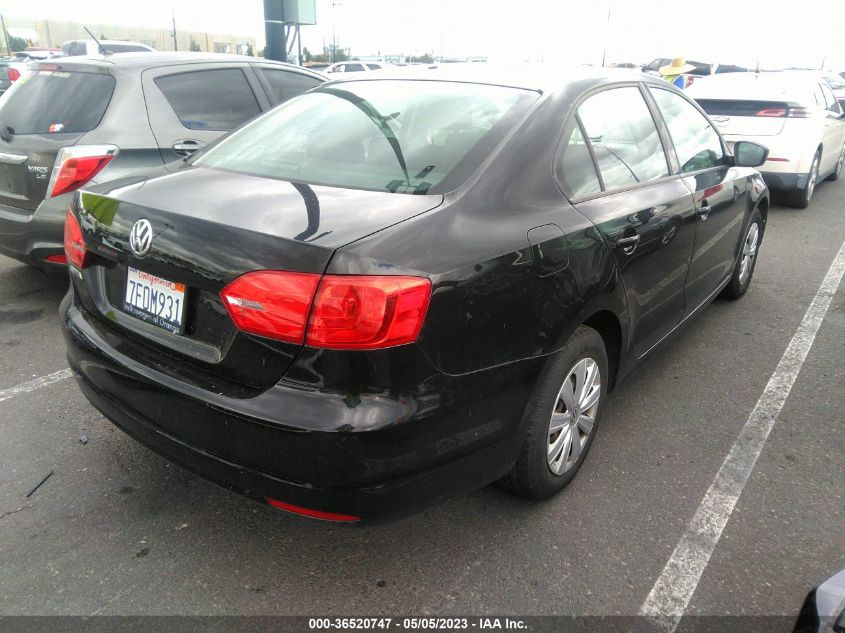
302, 46, 312, 62
5, 32, 26, 53
189, 39, 201, 52
245, 43, 254, 56
408, 53, 433, 64
323, 43, 348, 62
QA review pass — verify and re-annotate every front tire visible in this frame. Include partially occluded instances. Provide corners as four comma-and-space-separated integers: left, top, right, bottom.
784, 150, 820, 208
501, 325, 608, 500
722, 209, 763, 300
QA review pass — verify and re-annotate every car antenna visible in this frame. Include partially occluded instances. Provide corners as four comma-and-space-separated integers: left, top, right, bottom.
84, 27, 109, 55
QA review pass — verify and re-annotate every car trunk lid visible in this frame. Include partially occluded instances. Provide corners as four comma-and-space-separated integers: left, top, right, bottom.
73, 166, 442, 389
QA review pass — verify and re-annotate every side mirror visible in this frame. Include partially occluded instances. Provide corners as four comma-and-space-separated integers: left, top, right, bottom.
733, 141, 769, 168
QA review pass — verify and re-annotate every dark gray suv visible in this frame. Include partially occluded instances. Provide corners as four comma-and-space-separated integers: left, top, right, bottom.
0, 52, 324, 270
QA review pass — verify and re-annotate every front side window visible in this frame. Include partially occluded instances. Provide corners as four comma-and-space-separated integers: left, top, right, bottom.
652, 88, 724, 172
577, 86, 669, 190
155, 68, 261, 130
195, 80, 538, 194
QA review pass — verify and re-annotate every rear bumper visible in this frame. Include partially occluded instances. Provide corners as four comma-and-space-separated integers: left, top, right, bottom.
61, 291, 538, 522
761, 172, 807, 191
0, 194, 70, 271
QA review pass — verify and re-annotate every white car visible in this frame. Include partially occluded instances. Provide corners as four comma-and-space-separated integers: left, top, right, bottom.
688, 71, 845, 208
324, 61, 386, 74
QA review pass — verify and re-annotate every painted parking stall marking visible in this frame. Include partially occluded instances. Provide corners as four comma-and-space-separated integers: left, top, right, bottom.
0, 368, 72, 404
640, 237, 845, 631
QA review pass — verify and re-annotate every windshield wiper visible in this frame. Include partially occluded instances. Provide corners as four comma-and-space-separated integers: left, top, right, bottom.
321, 87, 411, 188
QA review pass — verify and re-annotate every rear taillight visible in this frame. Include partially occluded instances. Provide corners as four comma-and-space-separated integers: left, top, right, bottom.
44, 253, 67, 265
221, 271, 321, 344
47, 145, 119, 198
755, 108, 787, 117
63, 210, 89, 269
787, 107, 810, 118
307, 275, 431, 349
6, 67, 20, 82
220, 271, 432, 349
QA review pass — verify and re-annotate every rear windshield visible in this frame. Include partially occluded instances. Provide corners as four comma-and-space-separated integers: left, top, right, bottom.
0, 70, 115, 134
696, 99, 790, 117
194, 80, 538, 194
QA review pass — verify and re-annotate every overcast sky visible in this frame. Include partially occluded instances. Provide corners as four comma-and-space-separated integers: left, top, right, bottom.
3, 0, 843, 69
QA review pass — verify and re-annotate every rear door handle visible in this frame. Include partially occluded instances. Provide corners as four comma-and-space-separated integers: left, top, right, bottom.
617, 234, 640, 254
172, 139, 205, 157
697, 199, 712, 220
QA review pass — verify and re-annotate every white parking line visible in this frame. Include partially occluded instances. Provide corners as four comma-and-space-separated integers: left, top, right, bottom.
640, 237, 845, 631
0, 368, 73, 404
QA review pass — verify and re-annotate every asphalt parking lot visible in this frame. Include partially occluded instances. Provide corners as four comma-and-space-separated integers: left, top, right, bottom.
0, 182, 843, 619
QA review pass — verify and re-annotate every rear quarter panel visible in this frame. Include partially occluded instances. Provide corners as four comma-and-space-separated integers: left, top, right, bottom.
330, 86, 630, 377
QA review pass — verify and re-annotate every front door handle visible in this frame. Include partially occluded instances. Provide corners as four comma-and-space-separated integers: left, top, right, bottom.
172, 139, 205, 157
697, 199, 712, 220
617, 234, 641, 255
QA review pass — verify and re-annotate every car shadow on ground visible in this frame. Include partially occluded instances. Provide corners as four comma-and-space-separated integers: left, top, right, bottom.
0, 262, 68, 309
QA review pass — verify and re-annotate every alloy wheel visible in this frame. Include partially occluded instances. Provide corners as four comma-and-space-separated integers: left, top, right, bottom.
738, 222, 759, 284
547, 357, 601, 475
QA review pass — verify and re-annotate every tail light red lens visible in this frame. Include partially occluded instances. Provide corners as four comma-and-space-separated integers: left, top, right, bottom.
47, 145, 119, 198
44, 253, 67, 265
63, 210, 89, 269
755, 108, 787, 117
220, 272, 432, 349
221, 271, 321, 344
307, 276, 431, 349
7, 67, 20, 82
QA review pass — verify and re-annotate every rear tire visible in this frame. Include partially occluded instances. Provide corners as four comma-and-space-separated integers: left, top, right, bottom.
722, 209, 763, 300
500, 325, 608, 500
784, 150, 820, 208
827, 144, 845, 181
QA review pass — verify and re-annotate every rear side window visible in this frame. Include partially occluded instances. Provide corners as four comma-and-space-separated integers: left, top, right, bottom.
558, 122, 601, 197
367, 64, 382, 70
0, 70, 115, 134
345, 63, 365, 72
258, 69, 321, 104
577, 87, 669, 190
155, 69, 261, 131
652, 88, 724, 173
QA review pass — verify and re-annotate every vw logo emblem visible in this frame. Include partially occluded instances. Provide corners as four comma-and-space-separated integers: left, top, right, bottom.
129, 219, 153, 258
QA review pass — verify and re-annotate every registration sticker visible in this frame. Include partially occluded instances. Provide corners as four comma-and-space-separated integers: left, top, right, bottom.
123, 267, 186, 334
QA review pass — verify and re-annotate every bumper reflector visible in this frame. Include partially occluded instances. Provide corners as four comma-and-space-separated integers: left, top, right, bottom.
266, 497, 361, 522
44, 253, 67, 265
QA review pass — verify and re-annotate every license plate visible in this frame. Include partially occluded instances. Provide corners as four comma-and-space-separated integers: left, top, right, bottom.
123, 267, 186, 334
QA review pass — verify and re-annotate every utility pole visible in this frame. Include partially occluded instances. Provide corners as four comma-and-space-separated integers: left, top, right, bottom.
601, 1, 611, 67
171, 8, 177, 51
331, 0, 341, 63
0, 15, 8, 56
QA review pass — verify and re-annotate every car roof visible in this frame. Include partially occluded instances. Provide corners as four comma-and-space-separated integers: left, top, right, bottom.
29, 52, 322, 77
687, 71, 819, 102
321, 63, 661, 94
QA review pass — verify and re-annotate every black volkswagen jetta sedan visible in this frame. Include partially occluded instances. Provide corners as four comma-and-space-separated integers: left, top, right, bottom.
61, 66, 770, 522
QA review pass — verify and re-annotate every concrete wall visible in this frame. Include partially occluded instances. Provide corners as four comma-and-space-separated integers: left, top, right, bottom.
2, 16, 257, 55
